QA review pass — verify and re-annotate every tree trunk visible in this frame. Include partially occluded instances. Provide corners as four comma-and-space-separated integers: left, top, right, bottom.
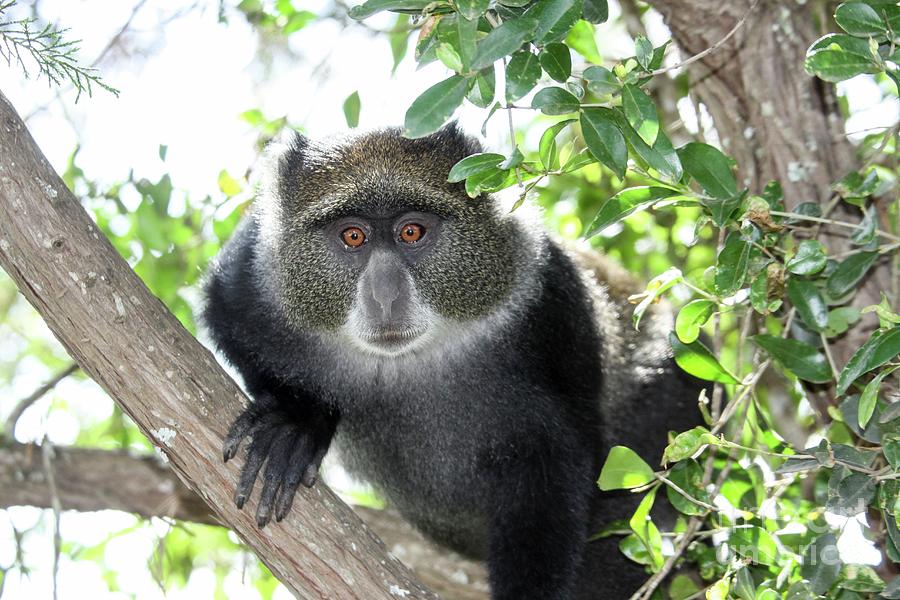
649, 0, 891, 368
0, 89, 436, 600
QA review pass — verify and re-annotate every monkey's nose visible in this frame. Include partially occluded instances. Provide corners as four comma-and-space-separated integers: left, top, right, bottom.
371, 280, 400, 319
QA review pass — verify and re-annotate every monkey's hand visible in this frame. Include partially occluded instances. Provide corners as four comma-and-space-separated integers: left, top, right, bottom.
222, 392, 338, 527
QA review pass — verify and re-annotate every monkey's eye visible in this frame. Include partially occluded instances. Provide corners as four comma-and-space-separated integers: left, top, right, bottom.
399, 223, 425, 244
341, 227, 367, 248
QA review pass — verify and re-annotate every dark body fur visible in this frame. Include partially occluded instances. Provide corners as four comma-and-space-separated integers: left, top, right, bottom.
202, 126, 706, 599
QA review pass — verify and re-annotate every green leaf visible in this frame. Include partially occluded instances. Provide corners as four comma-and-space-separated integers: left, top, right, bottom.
729, 526, 778, 566
675, 300, 715, 343
538, 119, 574, 172
580, 107, 628, 179
622, 84, 659, 146
539, 42, 572, 82
629, 487, 663, 570
403, 75, 469, 138
582, 0, 608, 23
348, 0, 431, 19
714, 232, 751, 296
447, 152, 505, 182
471, 17, 539, 70
665, 459, 711, 515
583, 65, 618, 95
342, 91, 361, 128
598, 445, 655, 490
466, 67, 496, 108
463, 166, 509, 197
436, 42, 464, 71
454, 0, 489, 21
663, 427, 714, 463
787, 277, 829, 332
585, 186, 678, 237
751, 335, 833, 383
826, 306, 861, 337
669, 333, 739, 384
611, 109, 682, 181
566, 20, 601, 64
217, 169, 242, 196
505, 51, 542, 101
707, 578, 729, 600
733, 568, 755, 600
827, 472, 876, 516
805, 34, 880, 82
158, 144, 168, 162
632, 268, 682, 330
634, 35, 653, 71
837, 327, 900, 394
669, 575, 701, 600
787, 240, 828, 275
455, 14, 477, 71
858, 367, 897, 429
522, 0, 583, 44
835, 2, 886, 37
530, 86, 580, 115
618, 533, 655, 566
801, 534, 841, 595
826, 251, 879, 299
677, 142, 738, 200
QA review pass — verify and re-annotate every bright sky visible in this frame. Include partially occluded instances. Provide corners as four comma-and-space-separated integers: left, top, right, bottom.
0, 0, 896, 597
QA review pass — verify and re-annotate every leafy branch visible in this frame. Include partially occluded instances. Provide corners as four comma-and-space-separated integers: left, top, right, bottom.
0, 0, 118, 100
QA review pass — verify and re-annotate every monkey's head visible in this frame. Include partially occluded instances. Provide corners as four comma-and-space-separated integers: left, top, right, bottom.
257, 125, 525, 356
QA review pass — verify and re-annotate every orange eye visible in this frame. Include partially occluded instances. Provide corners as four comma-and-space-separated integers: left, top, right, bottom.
341, 227, 366, 248
399, 223, 425, 244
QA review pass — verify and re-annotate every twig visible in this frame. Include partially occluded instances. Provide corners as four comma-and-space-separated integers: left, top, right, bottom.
3, 363, 78, 438
770, 210, 900, 243
41, 438, 62, 600
649, 0, 760, 77
654, 473, 718, 512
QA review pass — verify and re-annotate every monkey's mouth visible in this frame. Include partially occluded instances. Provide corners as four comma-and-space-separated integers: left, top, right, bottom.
360, 328, 423, 353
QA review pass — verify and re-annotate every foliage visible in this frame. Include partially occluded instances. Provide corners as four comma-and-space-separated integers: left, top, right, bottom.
343, 0, 900, 598
0, 0, 117, 99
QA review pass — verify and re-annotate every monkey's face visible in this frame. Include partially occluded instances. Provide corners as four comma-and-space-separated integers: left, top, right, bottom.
261, 126, 519, 356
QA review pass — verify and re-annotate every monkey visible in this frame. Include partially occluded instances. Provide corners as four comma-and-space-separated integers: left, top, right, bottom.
201, 124, 708, 599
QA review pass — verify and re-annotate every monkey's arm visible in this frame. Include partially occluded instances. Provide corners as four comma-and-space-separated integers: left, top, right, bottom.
483, 434, 592, 600
203, 217, 339, 526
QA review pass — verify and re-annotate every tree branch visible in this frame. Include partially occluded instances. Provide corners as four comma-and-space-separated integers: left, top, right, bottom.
4, 362, 79, 438
0, 88, 436, 599
0, 441, 490, 599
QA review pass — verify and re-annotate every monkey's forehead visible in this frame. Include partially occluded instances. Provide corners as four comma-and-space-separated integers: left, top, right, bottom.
287, 173, 483, 225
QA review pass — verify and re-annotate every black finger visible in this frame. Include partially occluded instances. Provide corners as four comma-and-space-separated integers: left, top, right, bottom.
223, 406, 259, 462
301, 443, 329, 488
234, 420, 280, 509
274, 437, 315, 522
256, 426, 297, 527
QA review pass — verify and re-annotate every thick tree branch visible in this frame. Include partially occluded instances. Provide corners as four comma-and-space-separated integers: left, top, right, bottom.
0, 441, 490, 599
0, 89, 436, 600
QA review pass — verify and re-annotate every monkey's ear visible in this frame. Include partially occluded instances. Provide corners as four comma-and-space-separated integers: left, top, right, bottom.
261, 129, 310, 202
429, 120, 483, 160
